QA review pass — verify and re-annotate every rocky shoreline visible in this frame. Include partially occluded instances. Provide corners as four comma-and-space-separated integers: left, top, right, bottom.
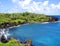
0, 17, 58, 29
0, 15, 59, 29
0, 22, 27, 29
1, 35, 32, 46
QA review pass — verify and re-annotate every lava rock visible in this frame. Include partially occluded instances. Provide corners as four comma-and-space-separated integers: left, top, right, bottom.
1, 34, 8, 43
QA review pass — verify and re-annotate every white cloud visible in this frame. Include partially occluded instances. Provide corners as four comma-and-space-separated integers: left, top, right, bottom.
56, 2, 60, 9
11, 0, 60, 14
42, 1, 48, 6
22, 0, 32, 7
12, 0, 32, 7
50, 4, 56, 9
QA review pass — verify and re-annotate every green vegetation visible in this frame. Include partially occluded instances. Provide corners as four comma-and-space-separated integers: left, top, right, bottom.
0, 12, 53, 24
0, 12, 58, 46
0, 38, 25, 46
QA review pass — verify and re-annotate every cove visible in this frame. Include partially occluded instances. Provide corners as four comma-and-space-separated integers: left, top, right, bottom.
8, 22, 60, 46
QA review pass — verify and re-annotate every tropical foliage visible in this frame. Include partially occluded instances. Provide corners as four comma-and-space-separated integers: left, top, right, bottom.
0, 12, 52, 24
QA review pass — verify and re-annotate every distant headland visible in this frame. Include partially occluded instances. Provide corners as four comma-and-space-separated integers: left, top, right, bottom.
0, 12, 58, 29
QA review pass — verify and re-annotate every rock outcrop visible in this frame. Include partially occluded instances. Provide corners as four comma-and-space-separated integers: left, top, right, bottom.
1, 34, 8, 43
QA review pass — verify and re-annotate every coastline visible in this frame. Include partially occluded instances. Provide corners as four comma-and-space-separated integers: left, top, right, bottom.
0, 21, 60, 46
7, 21, 60, 29
0, 20, 60, 29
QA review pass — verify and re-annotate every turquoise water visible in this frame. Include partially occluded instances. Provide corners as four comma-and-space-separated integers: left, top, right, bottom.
9, 22, 60, 46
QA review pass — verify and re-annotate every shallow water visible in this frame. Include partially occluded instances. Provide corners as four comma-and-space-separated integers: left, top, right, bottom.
8, 22, 60, 46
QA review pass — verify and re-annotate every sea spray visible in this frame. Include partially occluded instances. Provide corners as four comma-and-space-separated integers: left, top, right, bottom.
0, 29, 10, 40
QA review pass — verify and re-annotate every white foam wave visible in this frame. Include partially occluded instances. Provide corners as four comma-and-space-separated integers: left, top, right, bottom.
0, 29, 10, 40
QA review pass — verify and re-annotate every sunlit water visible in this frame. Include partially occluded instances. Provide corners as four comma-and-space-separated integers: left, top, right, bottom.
6, 22, 60, 46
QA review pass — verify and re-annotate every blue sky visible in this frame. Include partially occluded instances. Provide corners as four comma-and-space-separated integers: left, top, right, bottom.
0, 0, 60, 15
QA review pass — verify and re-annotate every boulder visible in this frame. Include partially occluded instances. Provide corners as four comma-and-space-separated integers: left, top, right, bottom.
1, 34, 8, 43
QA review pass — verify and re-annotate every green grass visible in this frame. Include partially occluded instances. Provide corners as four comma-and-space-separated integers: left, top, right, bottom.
0, 38, 25, 46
